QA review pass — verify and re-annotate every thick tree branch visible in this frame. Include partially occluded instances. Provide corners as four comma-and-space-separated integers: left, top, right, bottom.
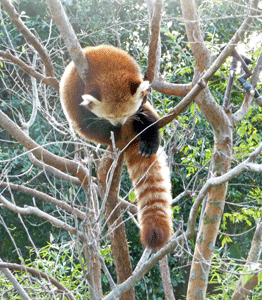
104, 229, 196, 300
158, 76, 207, 128
180, 0, 210, 72
98, 152, 135, 300
46, 0, 89, 85
184, 2, 259, 294
144, 0, 162, 82
0, 110, 89, 185
151, 80, 193, 97
0, 262, 76, 300
0, 0, 55, 78
158, 0, 258, 130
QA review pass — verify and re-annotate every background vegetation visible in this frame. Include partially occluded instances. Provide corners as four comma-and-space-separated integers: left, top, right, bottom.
1, 0, 262, 299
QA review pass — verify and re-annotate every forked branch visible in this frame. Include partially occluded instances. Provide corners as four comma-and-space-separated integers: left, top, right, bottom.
0, 109, 89, 185
0, 50, 59, 90
0, 262, 76, 300
0, 0, 56, 78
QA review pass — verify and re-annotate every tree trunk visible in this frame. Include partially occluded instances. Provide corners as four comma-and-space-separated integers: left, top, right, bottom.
98, 153, 135, 300
187, 89, 233, 299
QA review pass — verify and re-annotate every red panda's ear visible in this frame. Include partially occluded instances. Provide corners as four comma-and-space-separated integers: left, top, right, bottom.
129, 81, 140, 95
81, 94, 101, 110
89, 86, 101, 102
138, 81, 150, 93
129, 81, 150, 96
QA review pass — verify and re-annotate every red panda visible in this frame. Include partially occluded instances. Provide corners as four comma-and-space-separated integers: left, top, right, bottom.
60, 44, 173, 250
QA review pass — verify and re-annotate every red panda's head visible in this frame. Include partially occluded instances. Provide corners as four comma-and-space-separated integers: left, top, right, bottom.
80, 80, 150, 126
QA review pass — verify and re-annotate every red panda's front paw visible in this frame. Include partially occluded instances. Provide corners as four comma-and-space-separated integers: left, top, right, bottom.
139, 140, 158, 158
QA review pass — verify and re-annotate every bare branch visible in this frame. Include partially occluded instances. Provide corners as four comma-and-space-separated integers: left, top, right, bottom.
251, 50, 262, 88
104, 230, 196, 300
0, 182, 85, 220
151, 80, 193, 97
158, 76, 207, 128
187, 141, 262, 236
119, 197, 138, 215
159, 255, 176, 300
26, 152, 82, 186
0, 109, 89, 185
232, 49, 262, 123
0, 0, 55, 78
0, 50, 59, 90
204, 0, 259, 82
0, 262, 76, 300
46, 0, 89, 84
180, 0, 210, 72
144, 0, 162, 82
0, 258, 30, 300
232, 214, 262, 300
98, 152, 135, 300
162, 0, 259, 132
0, 194, 85, 241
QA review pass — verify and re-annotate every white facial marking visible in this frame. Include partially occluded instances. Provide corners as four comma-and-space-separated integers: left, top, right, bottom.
81, 94, 100, 106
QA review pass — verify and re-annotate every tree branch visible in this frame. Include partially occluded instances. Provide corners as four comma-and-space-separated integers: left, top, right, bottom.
46, 0, 89, 85
0, 0, 55, 78
0, 109, 89, 185
151, 80, 193, 97
0, 50, 59, 91
98, 151, 136, 300
0, 194, 85, 241
104, 229, 196, 300
159, 255, 176, 300
158, 76, 207, 128
144, 0, 163, 82
187, 141, 262, 236
0, 262, 76, 300
232, 49, 262, 124
0, 258, 30, 300
26, 152, 82, 186
0, 182, 85, 220
232, 214, 262, 300
180, 0, 210, 72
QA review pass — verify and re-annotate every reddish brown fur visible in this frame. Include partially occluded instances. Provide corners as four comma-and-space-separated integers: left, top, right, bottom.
60, 45, 143, 145
60, 45, 173, 250
124, 139, 173, 250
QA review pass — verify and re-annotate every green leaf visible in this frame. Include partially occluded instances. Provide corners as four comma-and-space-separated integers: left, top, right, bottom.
258, 270, 262, 284
129, 191, 136, 202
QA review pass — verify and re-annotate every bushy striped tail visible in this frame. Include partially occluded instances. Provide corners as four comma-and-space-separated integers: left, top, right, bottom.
125, 142, 173, 250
